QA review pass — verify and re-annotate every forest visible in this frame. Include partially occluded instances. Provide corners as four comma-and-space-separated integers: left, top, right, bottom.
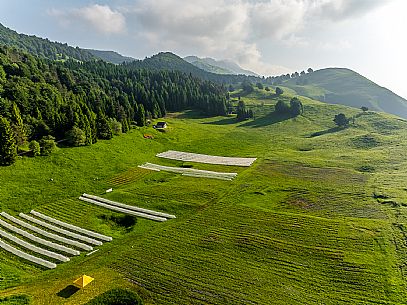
0, 45, 227, 164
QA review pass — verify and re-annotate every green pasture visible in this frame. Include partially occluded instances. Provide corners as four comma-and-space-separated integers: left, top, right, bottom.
1, 92, 407, 304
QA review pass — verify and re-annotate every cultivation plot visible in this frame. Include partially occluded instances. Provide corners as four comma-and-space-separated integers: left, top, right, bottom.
0, 228, 69, 262
157, 150, 257, 167
79, 195, 168, 222
0, 210, 109, 269
0, 218, 79, 255
112, 201, 398, 305
108, 167, 151, 186
139, 162, 237, 180
231, 161, 383, 219
30, 210, 112, 242
81, 194, 176, 219
0, 239, 56, 269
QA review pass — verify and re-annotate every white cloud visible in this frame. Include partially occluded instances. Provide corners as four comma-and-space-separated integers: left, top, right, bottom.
48, 4, 126, 35
126, 0, 389, 75
48, 1, 392, 75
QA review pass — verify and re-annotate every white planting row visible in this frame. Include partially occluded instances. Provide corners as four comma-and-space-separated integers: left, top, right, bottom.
0, 212, 93, 251
79, 196, 167, 222
0, 228, 69, 262
138, 163, 237, 181
156, 150, 257, 167
0, 218, 79, 255
0, 210, 111, 269
0, 239, 56, 269
30, 210, 112, 242
20, 213, 102, 246
81, 194, 176, 219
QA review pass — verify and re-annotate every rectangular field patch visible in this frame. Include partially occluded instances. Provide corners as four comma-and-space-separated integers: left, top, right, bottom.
156, 150, 257, 167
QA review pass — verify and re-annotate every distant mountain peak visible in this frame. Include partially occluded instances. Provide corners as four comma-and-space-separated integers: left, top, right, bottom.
183, 56, 258, 76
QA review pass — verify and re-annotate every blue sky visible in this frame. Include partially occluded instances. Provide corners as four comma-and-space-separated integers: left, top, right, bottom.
0, 0, 406, 99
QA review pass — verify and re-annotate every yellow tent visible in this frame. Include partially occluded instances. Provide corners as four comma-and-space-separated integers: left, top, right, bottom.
73, 275, 94, 288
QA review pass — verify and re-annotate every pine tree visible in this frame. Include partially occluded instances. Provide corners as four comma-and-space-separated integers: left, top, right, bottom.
11, 102, 27, 145
96, 112, 113, 139
0, 116, 17, 165
136, 104, 146, 127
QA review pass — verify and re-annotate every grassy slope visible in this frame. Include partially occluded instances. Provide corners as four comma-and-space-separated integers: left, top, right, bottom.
85, 49, 135, 64
282, 68, 407, 119
1, 91, 407, 304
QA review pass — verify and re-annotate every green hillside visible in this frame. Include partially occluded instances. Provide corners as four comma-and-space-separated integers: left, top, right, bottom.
85, 49, 135, 64
1, 89, 407, 304
0, 23, 134, 65
0, 23, 96, 62
283, 68, 407, 119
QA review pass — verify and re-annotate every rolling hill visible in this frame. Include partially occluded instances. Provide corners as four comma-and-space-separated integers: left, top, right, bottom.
0, 23, 96, 62
0, 23, 133, 64
2, 22, 407, 120
1, 89, 407, 304
184, 56, 258, 76
282, 68, 407, 119
85, 49, 135, 64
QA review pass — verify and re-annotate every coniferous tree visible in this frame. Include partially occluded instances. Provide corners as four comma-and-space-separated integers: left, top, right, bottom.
237, 100, 249, 121
136, 104, 146, 127
10, 102, 26, 145
275, 87, 284, 96
97, 112, 113, 139
66, 127, 86, 146
28, 140, 40, 156
0, 116, 17, 165
289, 97, 303, 116
275, 100, 290, 114
39, 135, 56, 155
333, 113, 349, 127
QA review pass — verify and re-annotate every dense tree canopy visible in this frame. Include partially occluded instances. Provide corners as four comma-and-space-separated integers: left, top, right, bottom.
0, 45, 228, 164
0, 116, 16, 165
0, 45, 227, 143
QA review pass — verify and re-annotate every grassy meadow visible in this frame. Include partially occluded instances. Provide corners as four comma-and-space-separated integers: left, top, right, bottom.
1, 90, 407, 304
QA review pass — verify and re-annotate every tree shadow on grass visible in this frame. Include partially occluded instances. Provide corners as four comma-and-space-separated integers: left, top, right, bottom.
204, 117, 237, 125
171, 110, 207, 119
57, 285, 80, 299
308, 126, 346, 138
238, 112, 293, 128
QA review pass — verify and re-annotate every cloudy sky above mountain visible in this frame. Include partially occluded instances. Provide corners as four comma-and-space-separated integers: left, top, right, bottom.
1, 0, 406, 98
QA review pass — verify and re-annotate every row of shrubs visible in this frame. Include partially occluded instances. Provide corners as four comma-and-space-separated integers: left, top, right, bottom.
85, 288, 143, 305
26, 118, 128, 157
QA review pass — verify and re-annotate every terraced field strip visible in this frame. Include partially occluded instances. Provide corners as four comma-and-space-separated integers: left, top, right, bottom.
0, 239, 56, 269
82, 194, 176, 219
39, 198, 104, 228
157, 150, 257, 166
78, 196, 167, 222
0, 228, 69, 262
110, 199, 393, 305
139, 163, 237, 180
0, 212, 93, 251
19, 213, 103, 246
108, 167, 151, 186
30, 210, 112, 242
0, 218, 79, 255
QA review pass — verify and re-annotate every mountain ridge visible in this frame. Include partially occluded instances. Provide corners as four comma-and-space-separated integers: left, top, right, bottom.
1, 22, 407, 119
184, 55, 259, 76
282, 68, 407, 119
